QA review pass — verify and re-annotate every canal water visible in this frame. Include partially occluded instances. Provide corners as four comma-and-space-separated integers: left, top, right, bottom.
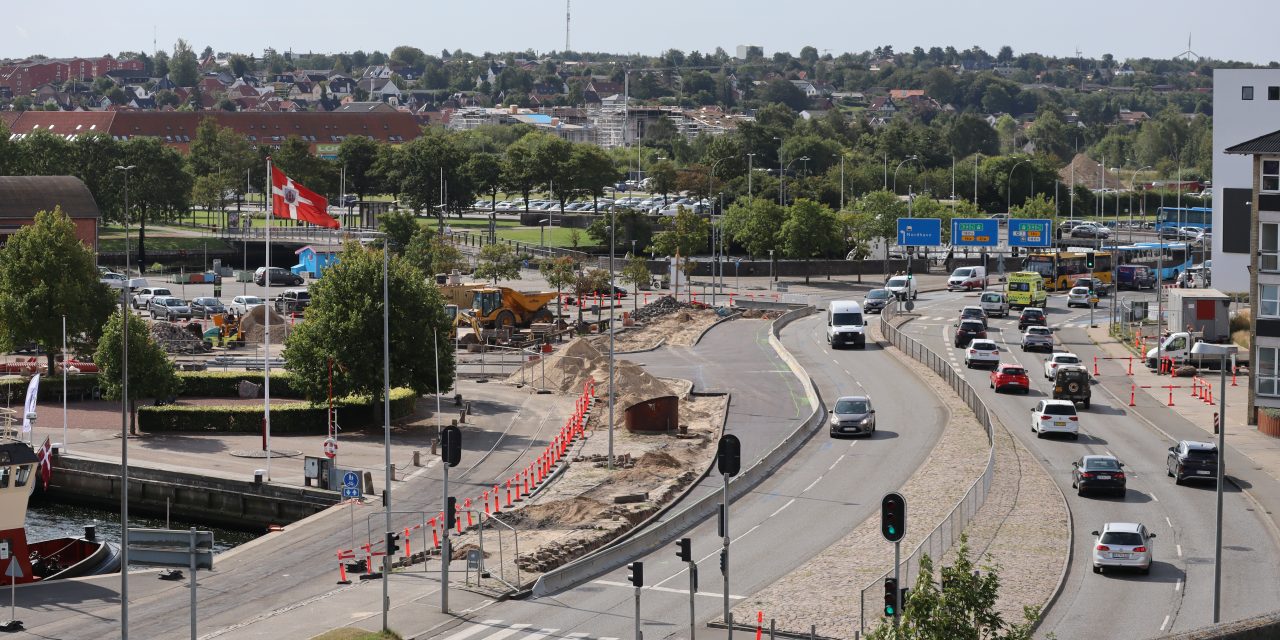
27, 500, 257, 554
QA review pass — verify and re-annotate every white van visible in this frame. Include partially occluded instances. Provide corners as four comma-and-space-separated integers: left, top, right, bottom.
826, 300, 867, 349
947, 266, 988, 291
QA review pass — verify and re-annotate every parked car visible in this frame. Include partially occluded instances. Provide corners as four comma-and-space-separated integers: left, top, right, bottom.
990, 363, 1030, 394
254, 267, 304, 287
132, 286, 172, 310
1073, 455, 1126, 497
1044, 352, 1085, 379
1071, 224, 1110, 239
1021, 326, 1055, 352
954, 319, 987, 348
190, 297, 227, 319
229, 295, 265, 315
979, 291, 1009, 318
1091, 522, 1154, 574
1030, 398, 1080, 439
1167, 440, 1219, 485
862, 288, 893, 314
1052, 367, 1092, 409
964, 339, 1001, 369
149, 296, 192, 321
1018, 307, 1047, 331
828, 395, 876, 438
274, 289, 311, 315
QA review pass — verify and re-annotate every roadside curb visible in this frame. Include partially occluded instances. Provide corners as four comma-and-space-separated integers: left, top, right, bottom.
692, 310, 743, 347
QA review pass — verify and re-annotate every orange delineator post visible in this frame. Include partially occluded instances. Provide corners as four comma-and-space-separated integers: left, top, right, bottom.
465, 498, 474, 527
1094, 357, 1101, 376
337, 549, 355, 584
506, 480, 513, 507
1167, 385, 1176, 407
403, 527, 412, 557
1232, 367, 1239, 387
482, 491, 490, 515
1127, 356, 1134, 376
430, 518, 440, 549
455, 506, 463, 534
1129, 384, 1136, 407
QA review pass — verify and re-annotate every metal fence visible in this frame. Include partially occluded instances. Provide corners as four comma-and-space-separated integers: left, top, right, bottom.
858, 301, 997, 631
444, 229, 591, 264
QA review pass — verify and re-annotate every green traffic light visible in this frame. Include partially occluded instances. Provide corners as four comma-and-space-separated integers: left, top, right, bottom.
885, 606, 895, 615
888, 526, 896, 534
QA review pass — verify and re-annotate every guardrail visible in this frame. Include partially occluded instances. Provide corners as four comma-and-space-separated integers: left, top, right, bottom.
858, 301, 997, 630
442, 229, 591, 264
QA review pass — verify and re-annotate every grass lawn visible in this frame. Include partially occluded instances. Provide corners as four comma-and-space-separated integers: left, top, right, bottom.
310, 629, 402, 640
496, 226, 587, 248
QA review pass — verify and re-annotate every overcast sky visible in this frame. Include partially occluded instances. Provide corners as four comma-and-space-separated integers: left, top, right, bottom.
6, 0, 1278, 65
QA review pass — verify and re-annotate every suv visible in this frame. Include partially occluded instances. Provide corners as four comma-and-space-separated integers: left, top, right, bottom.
1053, 367, 1092, 409
1021, 326, 1055, 352
1091, 522, 1154, 575
132, 286, 172, 309
979, 291, 1009, 318
862, 288, 892, 314
1030, 399, 1080, 439
828, 395, 876, 437
1018, 307, 1047, 331
149, 296, 192, 321
959, 306, 988, 328
254, 267, 304, 287
1167, 440, 1218, 485
1044, 352, 1085, 379
964, 339, 1000, 369
274, 289, 311, 315
954, 319, 986, 347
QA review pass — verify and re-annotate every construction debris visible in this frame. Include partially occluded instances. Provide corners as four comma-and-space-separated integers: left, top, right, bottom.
238, 305, 293, 343
149, 321, 210, 354
630, 295, 702, 323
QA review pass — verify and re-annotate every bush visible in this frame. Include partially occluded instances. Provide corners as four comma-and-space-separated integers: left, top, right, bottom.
1230, 308, 1251, 334
176, 371, 301, 398
138, 387, 417, 433
0, 374, 100, 403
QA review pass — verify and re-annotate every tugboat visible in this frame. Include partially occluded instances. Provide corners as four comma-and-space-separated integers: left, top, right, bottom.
0, 440, 120, 583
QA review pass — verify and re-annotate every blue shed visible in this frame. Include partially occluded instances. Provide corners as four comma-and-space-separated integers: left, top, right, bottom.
292, 245, 339, 279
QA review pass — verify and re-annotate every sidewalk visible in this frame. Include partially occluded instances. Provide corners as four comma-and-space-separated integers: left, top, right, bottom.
1085, 326, 1280, 488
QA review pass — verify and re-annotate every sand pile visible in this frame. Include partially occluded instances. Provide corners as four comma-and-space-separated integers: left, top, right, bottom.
239, 305, 292, 343
509, 338, 677, 404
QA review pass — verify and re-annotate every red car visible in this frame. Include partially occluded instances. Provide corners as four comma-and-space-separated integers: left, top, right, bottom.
990, 363, 1030, 394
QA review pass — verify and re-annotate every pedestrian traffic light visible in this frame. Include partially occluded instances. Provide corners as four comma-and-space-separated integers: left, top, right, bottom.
386, 531, 400, 556
676, 537, 692, 562
716, 434, 741, 477
446, 496, 458, 529
881, 493, 906, 542
883, 577, 898, 616
628, 561, 644, 587
441, 425, 462, 467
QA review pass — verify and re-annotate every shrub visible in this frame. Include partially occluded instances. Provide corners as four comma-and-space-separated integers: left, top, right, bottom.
138, 387, 417, 433
176, 371, 300, 398
1230, 308, 1251, 334
0, 374, 100, 403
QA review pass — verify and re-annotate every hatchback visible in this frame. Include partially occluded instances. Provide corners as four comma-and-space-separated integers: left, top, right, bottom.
1067, 287, 1096, 308
1167, 440, 1218, 485
990, 363, 1030, 394
828, 395, 876, 437
1073, 455, 1126, 497
1018, 307, 1047, 330
959, 306, 988, 328
954, 320, 987, 347
1091, 522, 1154, 574
1044, 352, 1084, 379
190, 297, 227, 319
1030, 399, 1079, 439
965, 339, 1000, 369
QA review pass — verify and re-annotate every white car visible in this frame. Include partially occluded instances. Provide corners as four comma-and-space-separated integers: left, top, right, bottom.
964, 339, 1001, 369
1092, 522, 1155, 575
884, 276, 917, 301
1066, 286, 1097, 308
1044, 352, 1085, 379
132, 286, 172, 309
229, 295, 265, 315
1030, 399, 1080, 439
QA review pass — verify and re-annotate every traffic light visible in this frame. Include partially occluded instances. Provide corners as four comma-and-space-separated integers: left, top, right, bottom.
883, 577, 898, 616
881, 493, 906, 542
676, 537, 692, 562
628, 561, 644, 587
1086, 253, 1095, 270
906, 266, 913, 280
386, 531, 400, 556
441, 425, 461, 467
716, 435, 741, 477
445, 496, 458, 529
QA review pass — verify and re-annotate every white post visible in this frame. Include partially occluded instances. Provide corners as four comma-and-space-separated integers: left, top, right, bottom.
264, 159, 273, 480
61, 315, 67, 452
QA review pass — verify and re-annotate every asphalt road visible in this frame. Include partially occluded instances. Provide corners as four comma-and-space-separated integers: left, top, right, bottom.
898, 289, 1280, 639
400, 308, 948, 639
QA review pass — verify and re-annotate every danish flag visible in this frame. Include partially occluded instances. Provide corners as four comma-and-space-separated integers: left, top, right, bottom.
270, 165, 339, 228
37, 436, 52, 489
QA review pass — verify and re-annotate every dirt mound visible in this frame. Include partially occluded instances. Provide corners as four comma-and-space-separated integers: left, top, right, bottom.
239, 304, 292, 343
632, 295, 703, 323
505, 496, 609, 528
509, 337, 677, 402
636, 450, 681, 469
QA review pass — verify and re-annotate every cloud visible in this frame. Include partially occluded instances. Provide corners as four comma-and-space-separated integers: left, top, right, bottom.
14, 25, 28, 39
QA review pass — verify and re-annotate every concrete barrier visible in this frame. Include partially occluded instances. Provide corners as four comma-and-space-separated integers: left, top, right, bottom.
532, 305, 822, 597
1162, 611, 1280, 640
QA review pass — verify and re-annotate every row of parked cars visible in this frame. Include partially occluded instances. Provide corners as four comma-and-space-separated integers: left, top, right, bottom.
129, 286, 308, 320
473, 196, 711, 216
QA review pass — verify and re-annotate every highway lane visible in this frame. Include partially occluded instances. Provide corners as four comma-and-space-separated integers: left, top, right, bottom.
18, 386, 572, 640
899, 291, 1280, 639
410, 309, 949, 639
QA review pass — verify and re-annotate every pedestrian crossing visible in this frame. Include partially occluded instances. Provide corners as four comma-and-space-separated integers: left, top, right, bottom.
437, 620, 619, 640
911, 316, 1096, 329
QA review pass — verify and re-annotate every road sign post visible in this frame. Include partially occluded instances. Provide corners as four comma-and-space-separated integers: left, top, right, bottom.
127, 528, 213, 640
2, 542, 21, 632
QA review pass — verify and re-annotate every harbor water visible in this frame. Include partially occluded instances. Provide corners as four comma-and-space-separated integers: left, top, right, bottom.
27, 500, 257, 555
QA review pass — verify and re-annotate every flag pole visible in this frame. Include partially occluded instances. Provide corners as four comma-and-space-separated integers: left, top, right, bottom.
264, 158, 273, 481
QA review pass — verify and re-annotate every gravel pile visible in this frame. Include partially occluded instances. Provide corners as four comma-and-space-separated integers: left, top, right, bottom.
631, 295, 700, 323
149, 321, 209, 354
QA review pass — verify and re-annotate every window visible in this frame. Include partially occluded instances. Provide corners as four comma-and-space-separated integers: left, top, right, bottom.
1264, 223, 1280, 272
1244, 86, 1255, 100
1259, 346, 1280, 396
1262, 284, 1280, 318
1271, 86, 1280, 101
1265, 160, 1280, 192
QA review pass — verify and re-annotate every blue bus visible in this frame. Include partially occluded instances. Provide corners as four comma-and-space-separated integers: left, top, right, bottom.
1108, 242, 1193, 281
1155, 206, 1211, 233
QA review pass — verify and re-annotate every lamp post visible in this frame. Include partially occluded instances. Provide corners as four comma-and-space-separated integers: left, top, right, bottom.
782, 156, 808, 205
607, 207, 617, 470
774, 137, 785, 205
746, 153, 756, 204
709, 156, 734, 307
1129, 165, 1152, 245
892, 156, 918, 194
112, 163, 134, 639
1190, 341, 1238, 624
539, 218, 551, 248
834, 153, 846, 211
1007, 159, 1030, 214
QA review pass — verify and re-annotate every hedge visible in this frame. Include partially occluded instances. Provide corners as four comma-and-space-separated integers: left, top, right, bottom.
0, 374, 100, 402
137, 387, 419, 434
175, 371, 301, 398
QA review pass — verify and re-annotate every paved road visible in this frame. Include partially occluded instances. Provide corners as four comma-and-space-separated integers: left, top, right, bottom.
395, 308, 949, 639
899, 289, 1280, 639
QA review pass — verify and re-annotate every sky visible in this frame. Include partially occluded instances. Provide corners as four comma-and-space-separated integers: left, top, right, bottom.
5, 0, 1280, 65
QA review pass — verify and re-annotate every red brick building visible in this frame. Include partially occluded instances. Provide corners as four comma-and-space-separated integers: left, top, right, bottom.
0, 56, 144, 95
0, 176, 101, 249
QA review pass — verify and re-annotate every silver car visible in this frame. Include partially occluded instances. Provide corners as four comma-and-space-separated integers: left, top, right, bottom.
1067, 286, 1096, 308
828, 395, 876, 437
1092, 522, 1155, 574
1021, 326, 1054, 352
149, 296, 191, 321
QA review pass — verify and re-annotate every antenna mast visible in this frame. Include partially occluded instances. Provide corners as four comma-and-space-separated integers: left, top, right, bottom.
565, 0, 571, 52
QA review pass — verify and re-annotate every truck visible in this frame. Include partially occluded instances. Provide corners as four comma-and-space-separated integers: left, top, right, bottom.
1117, 264, 1156, 291
826, 300, 867, 349
1144, 331, 1245, 370
1164, 289, 1232, 343
471, 287, 558, 330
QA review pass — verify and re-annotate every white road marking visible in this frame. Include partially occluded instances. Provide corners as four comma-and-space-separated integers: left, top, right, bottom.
1166, 516, 1173, 528
441, 621, 505, 640
516, 629, 560, 640
1175, 578, 1183, 592
803, 478, 821, 492
592, 580, 745, 600
1151, 493, 1159, 502
1160, 615, 1171, 631
1176, 544, 1183, 557
829, 454, 845, 470
770, 498, 797, 518
483, 625, 533, 640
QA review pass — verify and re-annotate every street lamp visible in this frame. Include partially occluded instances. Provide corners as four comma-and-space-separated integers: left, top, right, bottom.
1190, 340, 1238, 624
892, 155, 918, 194
782, 156, 808, 205
774, 137, 784, 205
709, 156, 734, 307
112, 163, 134, 638
834, 153, 846, 211
1129, 165, 1152, 244
1007, 159, 1030, 214
539, 218, 551, 248
746, 152, 756, 204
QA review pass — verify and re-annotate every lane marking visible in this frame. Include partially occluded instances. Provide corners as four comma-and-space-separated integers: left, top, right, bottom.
1161, 615, 1171, 631
1175, 578, 1183, 592
441, 621, 506, 640
1176, 544, 1183, 557
803, 477, 821, 493
592, 580, 745, 600
1166, 516, 1173, 528
1151, 493, 1159, 502
829, 454, 845, 470
770, 498, 797, 518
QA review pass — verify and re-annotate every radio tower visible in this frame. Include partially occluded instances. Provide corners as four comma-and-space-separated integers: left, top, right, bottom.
565, 0, 571, 52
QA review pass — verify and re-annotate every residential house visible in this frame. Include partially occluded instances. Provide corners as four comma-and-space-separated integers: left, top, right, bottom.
1116, 109, 1150, 126
327, 74, 355, 95
357, 77, 402, 102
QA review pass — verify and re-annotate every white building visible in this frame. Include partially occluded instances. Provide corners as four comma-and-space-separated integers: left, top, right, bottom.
1211, 69, 1280, 293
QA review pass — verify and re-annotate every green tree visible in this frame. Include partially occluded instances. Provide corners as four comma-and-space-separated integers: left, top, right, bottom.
780, 199, 842, 283
474, 243, 521, 285
854, 190, 907, 271
0, 208, 117, 371
283, 245, 453, 410
502, 132, 543, 212
123, 137, 193, 266
404, 228, 466, 277
1010, 193, 1056, 218
570, 144, 620, 208
649, 160, 678, 201
538, 256, 577, 318
571, 268, 612, 324
620, 253, 651, 310
866, 538, 1038, 640
170, 39, 200, 87
650, 207, 710, 298
337, 135, 383, 200
378, 209, 420, 252
94, 310, 180, 434
722, 199, 785, 259
229, 54, 250, 78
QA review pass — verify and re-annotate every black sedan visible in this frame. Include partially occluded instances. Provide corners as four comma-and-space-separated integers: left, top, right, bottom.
190, 297, 227, 319
1072, 455, 1126, 497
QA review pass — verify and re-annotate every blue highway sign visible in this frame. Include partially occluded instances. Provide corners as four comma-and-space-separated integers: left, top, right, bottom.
896, 218, 942, 247
951, 218, 999, 247
1008, 219, 1052, 247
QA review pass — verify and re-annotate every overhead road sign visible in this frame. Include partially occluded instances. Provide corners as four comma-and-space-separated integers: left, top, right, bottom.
951, 219, 999, 247
896, 218, 942, 247
1008, 219, 1052, 248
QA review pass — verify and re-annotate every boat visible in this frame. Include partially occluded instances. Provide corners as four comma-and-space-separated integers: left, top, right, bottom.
0, 440, 120, 584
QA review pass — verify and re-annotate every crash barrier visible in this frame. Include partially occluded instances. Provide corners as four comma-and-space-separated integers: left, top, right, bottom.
332, 378, 597, 590
863, 302, 996, 630
531, 304, 822, 598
